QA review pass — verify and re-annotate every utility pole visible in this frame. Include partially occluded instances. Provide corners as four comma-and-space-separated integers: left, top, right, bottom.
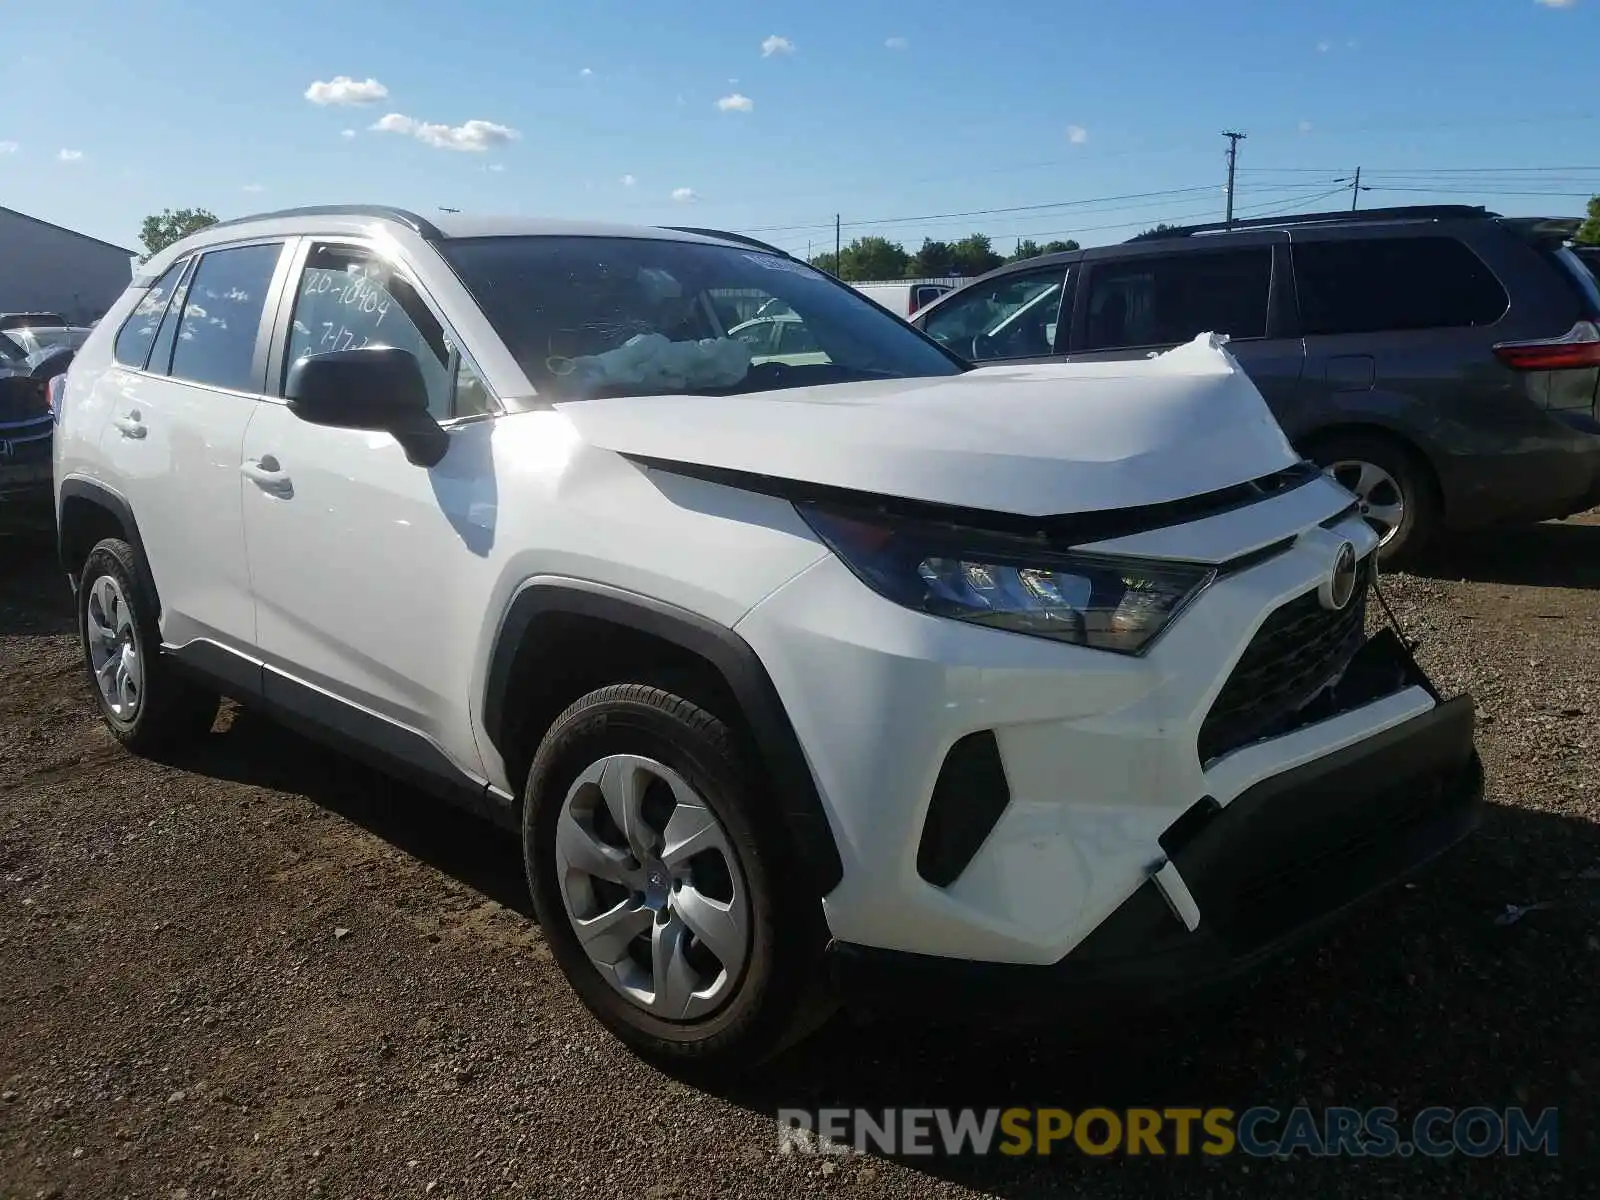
834, 213, 841, 275
1350, 166, 1362, 211
1222, 130, 1247, 228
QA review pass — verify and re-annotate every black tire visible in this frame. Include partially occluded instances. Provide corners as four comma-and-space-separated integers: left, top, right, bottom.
523, 684, 832, 1074
1304, 433, 1438, 568
76, 538, 219, 752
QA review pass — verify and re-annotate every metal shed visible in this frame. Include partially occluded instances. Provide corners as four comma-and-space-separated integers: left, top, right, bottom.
0, 206, 135, 325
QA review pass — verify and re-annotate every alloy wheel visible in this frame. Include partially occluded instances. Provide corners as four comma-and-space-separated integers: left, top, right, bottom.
1324, 459, 1405, 547
84, 574, 142, 720
554, 754, 751, 1022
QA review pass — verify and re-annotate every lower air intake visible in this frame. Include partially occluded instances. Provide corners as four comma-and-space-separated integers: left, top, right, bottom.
917, 731, 1011, 887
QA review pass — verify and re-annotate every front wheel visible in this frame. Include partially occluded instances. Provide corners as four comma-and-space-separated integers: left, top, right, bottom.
522, 684, 830, 1074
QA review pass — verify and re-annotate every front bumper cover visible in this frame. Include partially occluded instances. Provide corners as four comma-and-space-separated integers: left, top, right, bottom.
826, 657, 1484, 1023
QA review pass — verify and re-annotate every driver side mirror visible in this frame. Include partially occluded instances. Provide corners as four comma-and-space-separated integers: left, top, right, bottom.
285, 346, 449, 468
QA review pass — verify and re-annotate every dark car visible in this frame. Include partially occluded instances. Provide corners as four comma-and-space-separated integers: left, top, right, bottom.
910, 205, 1600, 563
0, 330, 85, 533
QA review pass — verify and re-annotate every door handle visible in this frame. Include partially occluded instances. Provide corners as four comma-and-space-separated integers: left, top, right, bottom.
111, 412, 146, 439
241, 455, 293, 497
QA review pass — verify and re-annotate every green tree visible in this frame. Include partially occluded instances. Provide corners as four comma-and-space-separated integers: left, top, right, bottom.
1007, 237, 1080, 263
949, 233, 1003, 277
834, 236, 911, 281
806, 251, 840, 276
907, 238, 955, 278
1577, 195, 1600, 245
139, 207, 219, 262
1130, 223, 1182, 242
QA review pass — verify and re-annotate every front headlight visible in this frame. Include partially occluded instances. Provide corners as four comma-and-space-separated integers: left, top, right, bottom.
798, 504, 1216, 655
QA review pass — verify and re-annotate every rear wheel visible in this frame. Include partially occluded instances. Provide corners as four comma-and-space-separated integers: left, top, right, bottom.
1306, 433, 1437, 567
76, 538, 219, 751
522, 684, 831, 1074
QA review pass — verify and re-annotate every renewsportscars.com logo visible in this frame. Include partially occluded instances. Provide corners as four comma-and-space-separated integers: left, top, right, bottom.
777, 1106, 1559, 1159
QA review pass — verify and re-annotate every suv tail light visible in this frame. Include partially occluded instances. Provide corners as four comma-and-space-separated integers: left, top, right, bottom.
1492, 321, 1600, 371
45, 374, 66, 422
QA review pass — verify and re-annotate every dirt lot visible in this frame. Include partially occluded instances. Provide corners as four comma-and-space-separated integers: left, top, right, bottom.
2, 518, 1598, 1200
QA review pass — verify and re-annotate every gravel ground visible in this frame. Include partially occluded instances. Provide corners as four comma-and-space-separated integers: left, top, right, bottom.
2, 518, 1597, 1200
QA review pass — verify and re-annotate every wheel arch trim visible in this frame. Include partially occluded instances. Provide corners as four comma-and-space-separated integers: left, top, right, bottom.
483, 577, 845, 896
56, 477, 157, 603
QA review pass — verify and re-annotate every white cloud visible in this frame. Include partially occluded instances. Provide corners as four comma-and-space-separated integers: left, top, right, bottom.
885, 36, 909, 50
370, 112, 520, 152
671, 187, 699, 203
242, 183, 265, 192
304, 75, 389, 106
716, 93, 754, 113
1316, 39, 1331, 52
1298, 119, 1314, 134
761, 34, 794, 57
1066, 124, 1088, 145
0, 141, 17, 154
487, 163, 505, 172
340, 128, 357, 139
580, 67, 593, 77
57, 149, 83, 163
1535, 0, 1575, 7
621, 173, 637, 187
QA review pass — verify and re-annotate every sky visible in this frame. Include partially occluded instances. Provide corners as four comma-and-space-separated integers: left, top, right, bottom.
2, 0, 1598, 258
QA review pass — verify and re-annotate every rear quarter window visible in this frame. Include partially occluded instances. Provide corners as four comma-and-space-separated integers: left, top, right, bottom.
1291, 237, 1509, 336
113, 259, 190, 368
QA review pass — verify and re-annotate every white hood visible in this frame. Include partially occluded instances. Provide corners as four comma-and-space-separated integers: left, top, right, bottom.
553, 335, 1300, 517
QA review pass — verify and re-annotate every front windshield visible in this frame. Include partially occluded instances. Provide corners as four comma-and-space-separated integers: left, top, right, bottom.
439, 235, 963, 399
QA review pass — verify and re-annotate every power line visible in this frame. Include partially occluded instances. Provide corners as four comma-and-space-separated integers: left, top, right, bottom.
740, 184, 1229, 235
1239, 164, 1600, 175
765, 183, 1352, 256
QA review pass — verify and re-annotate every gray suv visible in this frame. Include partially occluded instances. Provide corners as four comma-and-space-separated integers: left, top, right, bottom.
911, 205, 1600, 563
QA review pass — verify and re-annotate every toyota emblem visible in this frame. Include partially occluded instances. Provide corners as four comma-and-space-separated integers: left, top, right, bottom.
1319, 542, 1359, 611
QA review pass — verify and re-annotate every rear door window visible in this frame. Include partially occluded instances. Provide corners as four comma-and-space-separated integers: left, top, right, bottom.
168, 243, 284, 392
1079, 248, 1271, 351
1291, 237, 1509, 336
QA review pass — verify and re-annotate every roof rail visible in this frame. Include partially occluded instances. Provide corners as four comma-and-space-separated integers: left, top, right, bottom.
1124, 204, 1499, 242
662, 226, 792, 256
203, 205, 445, 241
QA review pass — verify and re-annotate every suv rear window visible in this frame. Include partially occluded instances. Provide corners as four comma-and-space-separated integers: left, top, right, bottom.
1080, 248, 1271, 351
1292, 237, 1508, 336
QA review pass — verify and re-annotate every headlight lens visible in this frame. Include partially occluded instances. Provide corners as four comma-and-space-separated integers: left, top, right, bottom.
799, 504, 1216, 655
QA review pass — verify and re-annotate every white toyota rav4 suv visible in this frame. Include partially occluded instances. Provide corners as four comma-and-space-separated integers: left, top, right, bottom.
53, 207, 1483, 1071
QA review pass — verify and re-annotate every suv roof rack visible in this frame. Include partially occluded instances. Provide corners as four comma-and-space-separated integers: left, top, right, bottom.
204, 205, 445, 241
1124, 204, 1499, 242
662, 226, 792, 256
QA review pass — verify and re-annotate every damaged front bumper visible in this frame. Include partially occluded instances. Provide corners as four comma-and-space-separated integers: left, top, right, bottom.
824, 630, 1485, 1023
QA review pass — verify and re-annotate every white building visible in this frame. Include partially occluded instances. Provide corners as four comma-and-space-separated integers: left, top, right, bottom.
0, 206, 136, 325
